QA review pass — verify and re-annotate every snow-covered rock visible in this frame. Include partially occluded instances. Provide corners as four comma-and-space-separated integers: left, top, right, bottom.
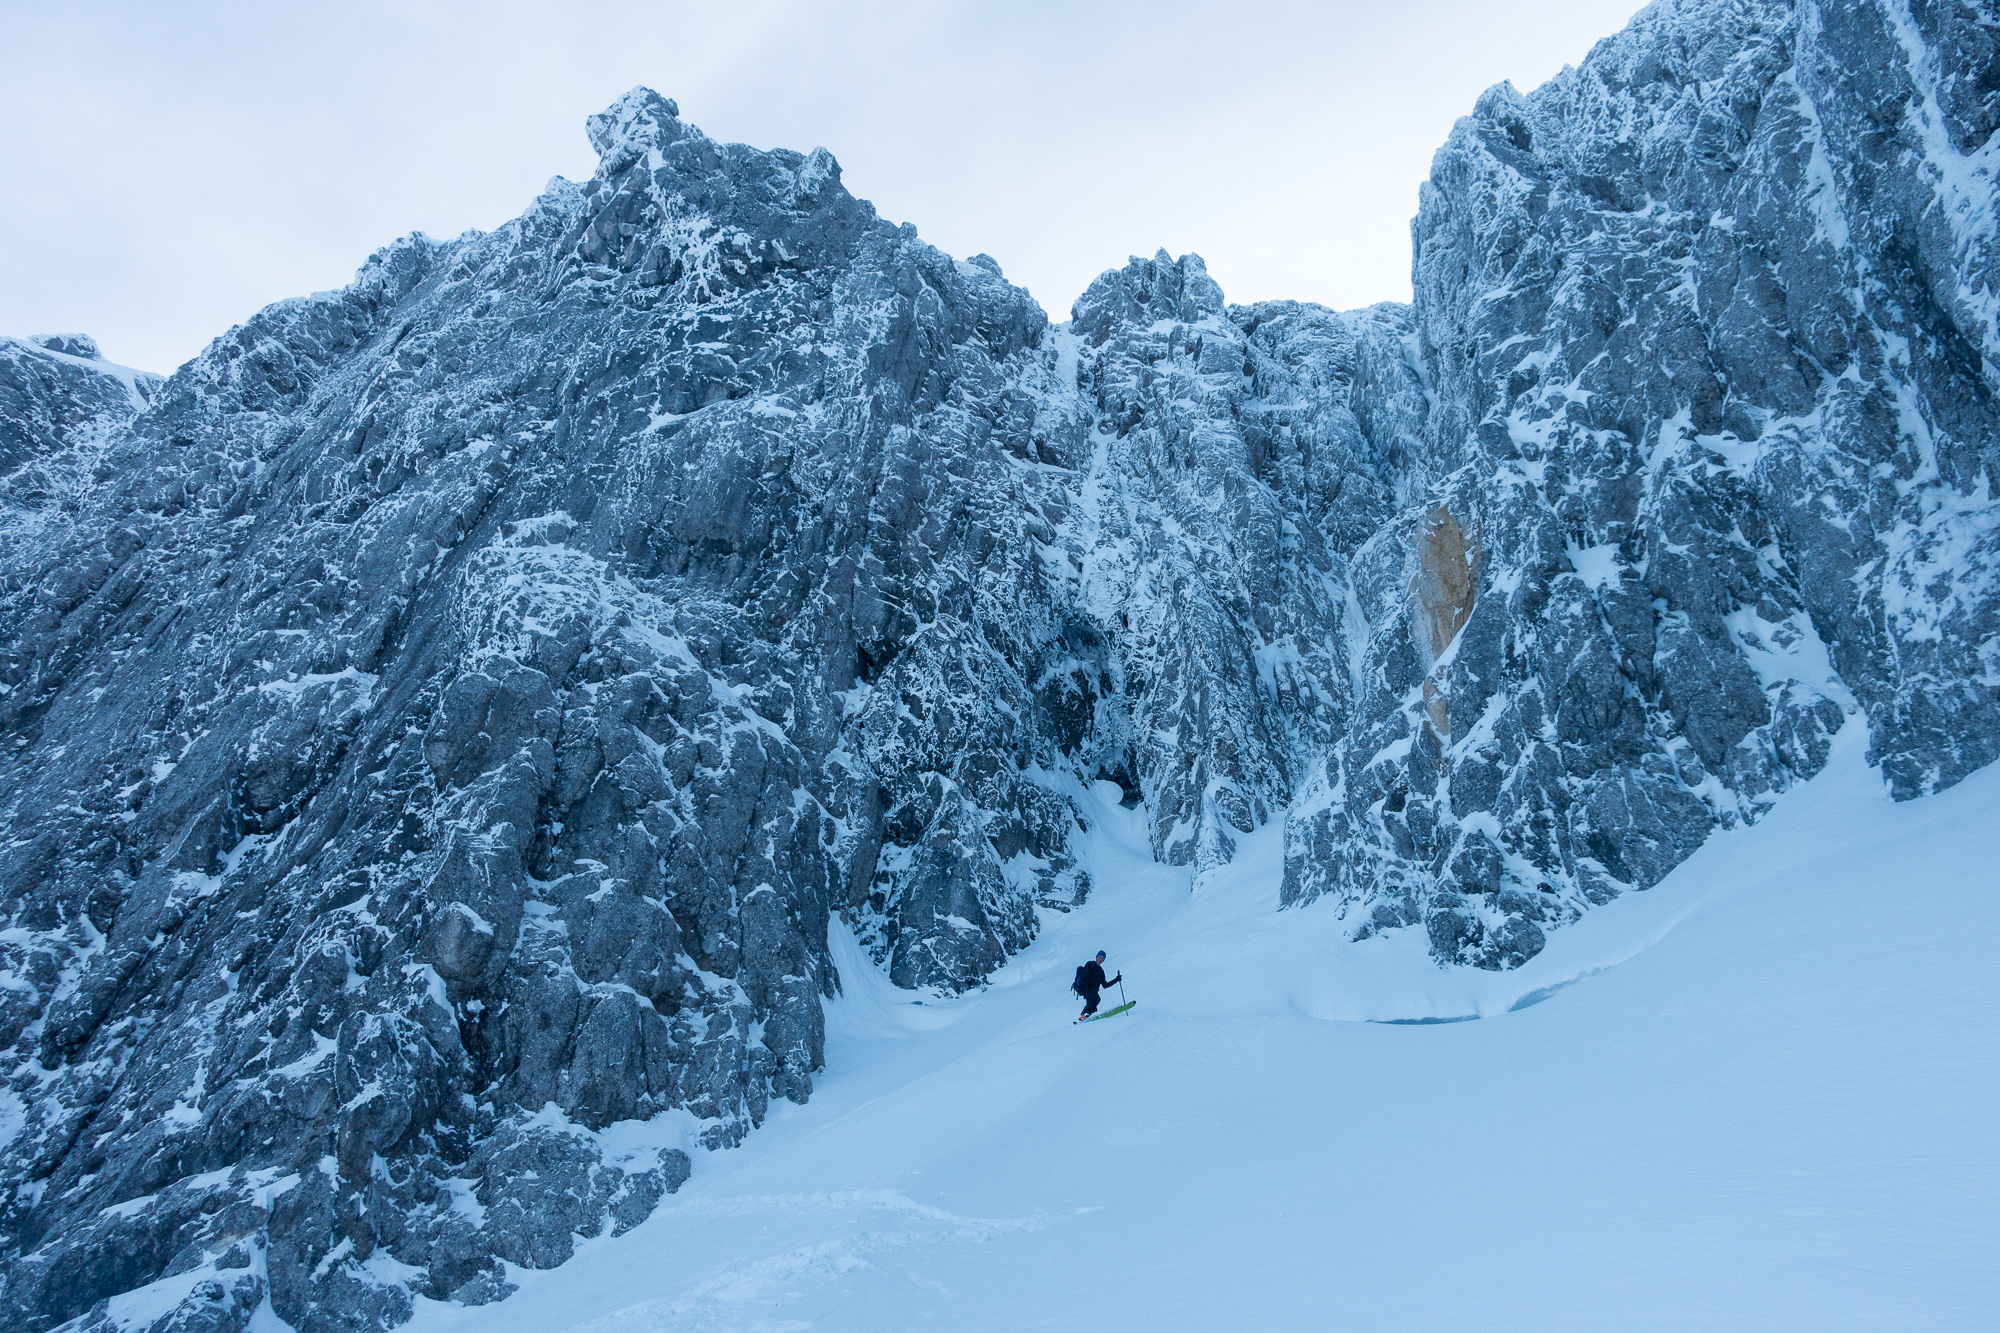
1, 334, 164, 567
1282, 0, 2000, 965
0, 334, 161, 476
0, 4, 1993, 1329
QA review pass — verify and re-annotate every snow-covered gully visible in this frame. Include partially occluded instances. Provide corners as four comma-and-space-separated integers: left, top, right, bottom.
389, 726, 1998, 1331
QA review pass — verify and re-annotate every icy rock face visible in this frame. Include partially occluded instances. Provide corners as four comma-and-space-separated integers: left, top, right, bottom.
1, 334, 162, 496
0, 335, 161, 477
0, 89, 1403, 1333
0, 107, 1415, 1327
1282, 0, 2000, 965
1057, 256, 1423, 876
0, 91, 1075, 1333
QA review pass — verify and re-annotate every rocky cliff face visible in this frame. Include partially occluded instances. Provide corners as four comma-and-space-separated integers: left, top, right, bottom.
1, 2, 1993, 1330
0, 335, 162, 475
0, 93, 1060, 1333
1, 334, 162, 517
0, 92, 1405, 1333
1282, 0, 1999, 965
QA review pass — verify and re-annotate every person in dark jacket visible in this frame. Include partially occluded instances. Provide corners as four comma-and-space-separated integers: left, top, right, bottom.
1075, 951, 1122, 1021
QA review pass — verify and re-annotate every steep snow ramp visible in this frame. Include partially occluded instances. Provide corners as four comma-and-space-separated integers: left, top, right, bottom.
396, 729, 1999, 1331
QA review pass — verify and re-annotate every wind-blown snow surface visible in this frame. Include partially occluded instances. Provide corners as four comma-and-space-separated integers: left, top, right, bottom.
389, 726, 1997, 1332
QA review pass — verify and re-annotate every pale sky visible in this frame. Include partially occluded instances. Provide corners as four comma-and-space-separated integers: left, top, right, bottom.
0, 0, 1648, 375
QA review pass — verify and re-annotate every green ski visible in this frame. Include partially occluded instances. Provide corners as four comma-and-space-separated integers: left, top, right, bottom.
1080, 1001, 1136, 1022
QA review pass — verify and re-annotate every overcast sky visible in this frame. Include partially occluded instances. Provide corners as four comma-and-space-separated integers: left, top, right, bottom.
1, 0, 1647, 375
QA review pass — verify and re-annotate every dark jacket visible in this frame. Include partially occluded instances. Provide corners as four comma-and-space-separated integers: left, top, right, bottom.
1077, 960, 1117, 996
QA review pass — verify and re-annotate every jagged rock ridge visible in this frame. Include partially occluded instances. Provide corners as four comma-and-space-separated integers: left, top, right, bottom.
0, 2, 1994, 1329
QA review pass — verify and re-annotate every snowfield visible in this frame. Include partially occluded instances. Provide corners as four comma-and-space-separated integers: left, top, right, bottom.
390, 724, 1998, 1332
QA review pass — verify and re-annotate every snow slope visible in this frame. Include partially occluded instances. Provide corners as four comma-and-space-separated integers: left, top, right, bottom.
398, 722, 1998, 1332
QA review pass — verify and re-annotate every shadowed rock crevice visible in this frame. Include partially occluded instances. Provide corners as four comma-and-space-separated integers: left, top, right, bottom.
1414, 505, 1479, 741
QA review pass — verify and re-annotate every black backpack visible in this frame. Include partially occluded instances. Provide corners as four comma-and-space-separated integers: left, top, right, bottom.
1071, 964, 1089, 997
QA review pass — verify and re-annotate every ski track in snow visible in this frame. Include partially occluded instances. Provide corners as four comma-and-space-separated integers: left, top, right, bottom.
398, 726, 2000, 1332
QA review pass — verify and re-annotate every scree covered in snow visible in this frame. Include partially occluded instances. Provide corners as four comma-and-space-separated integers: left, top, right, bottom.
371, 724, 1997, 1331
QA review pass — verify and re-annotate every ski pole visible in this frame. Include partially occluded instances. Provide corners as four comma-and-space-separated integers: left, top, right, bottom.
1117, 976, 1127, 1007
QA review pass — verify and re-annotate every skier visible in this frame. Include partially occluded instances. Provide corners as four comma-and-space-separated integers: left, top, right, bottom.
1072, 950, 1122, 1022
